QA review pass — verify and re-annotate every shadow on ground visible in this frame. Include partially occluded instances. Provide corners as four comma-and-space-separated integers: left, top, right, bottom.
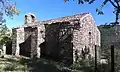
27, 58, 62, 72
0, 55, 67, 72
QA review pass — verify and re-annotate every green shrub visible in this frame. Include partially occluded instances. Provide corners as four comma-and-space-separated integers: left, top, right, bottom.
4, 63, 17, 71
0, 67, 3, 72
19, 58, 25, 65
19, 58, 28, 65
21, 65, 28, 71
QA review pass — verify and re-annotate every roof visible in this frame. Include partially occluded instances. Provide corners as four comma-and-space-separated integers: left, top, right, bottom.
38, 13, 90, 24
15, 13, 90, 29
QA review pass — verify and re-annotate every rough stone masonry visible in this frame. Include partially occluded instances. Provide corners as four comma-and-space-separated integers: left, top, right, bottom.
12, 13, 100, 64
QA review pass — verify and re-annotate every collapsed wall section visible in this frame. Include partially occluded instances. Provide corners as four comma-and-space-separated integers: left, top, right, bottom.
12, 24, 45, 58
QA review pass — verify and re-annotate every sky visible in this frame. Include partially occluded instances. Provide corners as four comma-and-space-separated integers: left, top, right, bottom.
4, 0, 115, 29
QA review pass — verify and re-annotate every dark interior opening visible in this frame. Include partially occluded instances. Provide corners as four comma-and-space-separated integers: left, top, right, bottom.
31, 15, 35, 19
19, 35, 31, 57
40, 22, 73, 65
25, 15, 27, 18
6, 41, 12, 54
19, 27, 38, 57
39, 42, 46, 58
89, 32, 91, 35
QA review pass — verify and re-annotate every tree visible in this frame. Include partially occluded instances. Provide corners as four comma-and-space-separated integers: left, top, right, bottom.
0, 0, 19, 33
0, 0, 19, 50
0, 24, 11, 45
64, 0, 120, 25
0, 0, 19, 24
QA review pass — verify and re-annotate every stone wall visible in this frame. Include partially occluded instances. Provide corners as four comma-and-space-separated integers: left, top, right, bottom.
12, 28, 17, 55
72, 14, 100, 61
20, 27, 38, 57
43, 22, 73, 65
12, 13, 100, 64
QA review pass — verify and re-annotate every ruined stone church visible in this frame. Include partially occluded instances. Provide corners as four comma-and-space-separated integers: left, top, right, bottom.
11, 13, 100, 64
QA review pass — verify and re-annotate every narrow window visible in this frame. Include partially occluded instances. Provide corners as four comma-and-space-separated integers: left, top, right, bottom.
89, 32, 91, 35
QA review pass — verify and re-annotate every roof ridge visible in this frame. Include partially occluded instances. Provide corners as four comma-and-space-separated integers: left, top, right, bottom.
37, 12, 90, 24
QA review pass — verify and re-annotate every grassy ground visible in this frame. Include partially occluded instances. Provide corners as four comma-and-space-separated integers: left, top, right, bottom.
0, 55, 28, 72
0, 55, 97, 72
0, 55, 63, 72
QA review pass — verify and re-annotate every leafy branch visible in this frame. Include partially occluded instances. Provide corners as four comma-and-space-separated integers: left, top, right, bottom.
64, 0, 120, 25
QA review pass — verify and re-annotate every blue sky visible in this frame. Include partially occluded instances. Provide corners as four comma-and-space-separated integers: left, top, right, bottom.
5, 0, 115, 28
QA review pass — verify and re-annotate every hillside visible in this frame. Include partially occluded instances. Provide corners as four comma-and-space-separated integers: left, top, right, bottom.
98, 25, 120, 57
98, 25, 120, 47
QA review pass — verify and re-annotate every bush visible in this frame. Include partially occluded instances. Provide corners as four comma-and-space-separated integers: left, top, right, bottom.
4, 63, 17, 71
19, 58, 28, 65
21, 65, 28, 71
72, 60, 94, 72
0, 67, 3, 72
